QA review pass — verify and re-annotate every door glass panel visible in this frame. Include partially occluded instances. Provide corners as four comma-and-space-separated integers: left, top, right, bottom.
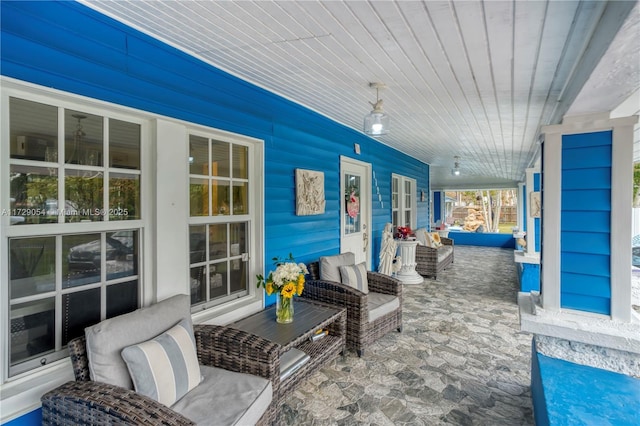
109, 119, 140, 170
10, 97, 58, 161
190, 225, 206, 263
10, 237, 56, 298
344, 173, 361, 234
10, 298, 55, 366
63, 234, 101, 288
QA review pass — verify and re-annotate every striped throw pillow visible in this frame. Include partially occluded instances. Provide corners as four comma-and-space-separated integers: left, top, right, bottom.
339, 262, 369, 294
121, 318, 201, 407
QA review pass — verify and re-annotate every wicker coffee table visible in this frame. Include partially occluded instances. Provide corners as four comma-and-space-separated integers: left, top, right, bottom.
230, 299, 346, 401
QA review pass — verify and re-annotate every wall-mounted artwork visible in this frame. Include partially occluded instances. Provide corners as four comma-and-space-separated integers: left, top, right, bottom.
530, 191, 541, 218
296, 169, 326, 215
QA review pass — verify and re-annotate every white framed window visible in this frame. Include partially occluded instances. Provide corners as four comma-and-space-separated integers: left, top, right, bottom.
2, 86, 146, 378
187, 131, 258, 311
392, 174, 416, 229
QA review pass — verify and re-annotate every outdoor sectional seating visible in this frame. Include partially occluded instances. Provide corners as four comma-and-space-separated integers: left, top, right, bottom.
415, 233, 454, 279
303, 252, 402, 357
41, 295, 279, 425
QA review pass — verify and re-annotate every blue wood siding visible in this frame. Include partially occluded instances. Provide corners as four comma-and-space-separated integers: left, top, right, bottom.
560, 131, 612, 315
534, 173, 541, 252
1, 1, 429, 302
433, 191, 442, 224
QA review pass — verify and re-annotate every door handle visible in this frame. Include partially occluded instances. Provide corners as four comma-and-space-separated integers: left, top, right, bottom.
363, 232, 368, 251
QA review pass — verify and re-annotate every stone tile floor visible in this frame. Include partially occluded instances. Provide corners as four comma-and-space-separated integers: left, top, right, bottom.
283, 246, 534, 425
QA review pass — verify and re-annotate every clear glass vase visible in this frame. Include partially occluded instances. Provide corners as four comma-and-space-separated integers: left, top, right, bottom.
276, 293, 294, 324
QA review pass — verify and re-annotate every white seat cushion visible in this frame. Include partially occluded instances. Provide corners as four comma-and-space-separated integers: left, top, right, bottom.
437, 245, 453, 263
367, 292, 400, 323
171, 365, 272, 425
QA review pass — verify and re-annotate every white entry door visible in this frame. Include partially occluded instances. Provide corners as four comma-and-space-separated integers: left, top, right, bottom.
340, 156, 372, 267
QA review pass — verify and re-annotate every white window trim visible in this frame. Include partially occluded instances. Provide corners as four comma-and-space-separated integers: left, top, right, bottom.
185, 126, 264, 316
0, 77, 265, 422
392, 174, 416, 229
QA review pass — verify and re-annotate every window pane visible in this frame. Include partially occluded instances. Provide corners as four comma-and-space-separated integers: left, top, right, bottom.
10, 97, 57, 161
190, 265, 206, 305
190, 225, 206, 264
10, 237, 56, 299
212, 180, 230, 215
65, 169, 104, 222
230, 222, 247, 255
392, 211, 398, 227
233, 182, 248, 214
109, 173, 140, 220
106, 280, 138, 319
62, 288, 101, 345
10, 298, 55, 366
65, 110, 103, 167
211, 141, 230, 177
209, 224, 227, 260
10, 165, 58, 225
189, 135, 208, 176
106, 230, 137, 280
233, 145, 248, 179
230, 259, 247, 294
189, 178, 208, 216
209, 262, 227, 299
64, 234, 101, 288
109, 119, 140, 169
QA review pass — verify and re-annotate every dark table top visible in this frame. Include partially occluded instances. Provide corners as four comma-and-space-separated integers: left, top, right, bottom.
229, 299, 342, 347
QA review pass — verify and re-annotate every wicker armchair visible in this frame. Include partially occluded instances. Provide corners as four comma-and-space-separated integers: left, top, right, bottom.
415, 237, 454, 279
303, 262, 402, 357
41, 324, 280, 425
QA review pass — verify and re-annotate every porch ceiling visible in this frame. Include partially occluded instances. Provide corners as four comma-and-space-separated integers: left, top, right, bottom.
81, 0, 639, 190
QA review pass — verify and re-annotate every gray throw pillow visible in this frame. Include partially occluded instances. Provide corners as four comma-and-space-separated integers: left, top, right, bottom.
319, 252, 356, 282
85, 294, 191, 390
339, 262, 369, 294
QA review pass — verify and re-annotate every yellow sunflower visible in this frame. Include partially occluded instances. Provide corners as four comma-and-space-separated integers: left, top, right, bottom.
281, 282, 296, 299
296, 276, 305, 296
265, 282, 274, 296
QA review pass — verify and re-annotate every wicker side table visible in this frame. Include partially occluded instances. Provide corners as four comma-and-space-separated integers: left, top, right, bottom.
229, 299, 346, 403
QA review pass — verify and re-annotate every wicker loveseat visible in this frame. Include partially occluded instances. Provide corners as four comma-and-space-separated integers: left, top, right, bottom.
41, 295, 279, 425
415, 233, 454, 279
303, 253, 402, 357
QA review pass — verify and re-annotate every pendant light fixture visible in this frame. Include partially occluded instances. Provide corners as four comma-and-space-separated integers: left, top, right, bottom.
452, 156, 461, 176
364, 82, 389, 136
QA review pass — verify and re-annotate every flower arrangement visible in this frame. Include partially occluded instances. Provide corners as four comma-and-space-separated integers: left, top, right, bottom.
256, 254, 308, 323
396, 226, 413, 240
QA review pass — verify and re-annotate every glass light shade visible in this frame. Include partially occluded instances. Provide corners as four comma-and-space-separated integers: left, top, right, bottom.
364, 111, 389, 136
